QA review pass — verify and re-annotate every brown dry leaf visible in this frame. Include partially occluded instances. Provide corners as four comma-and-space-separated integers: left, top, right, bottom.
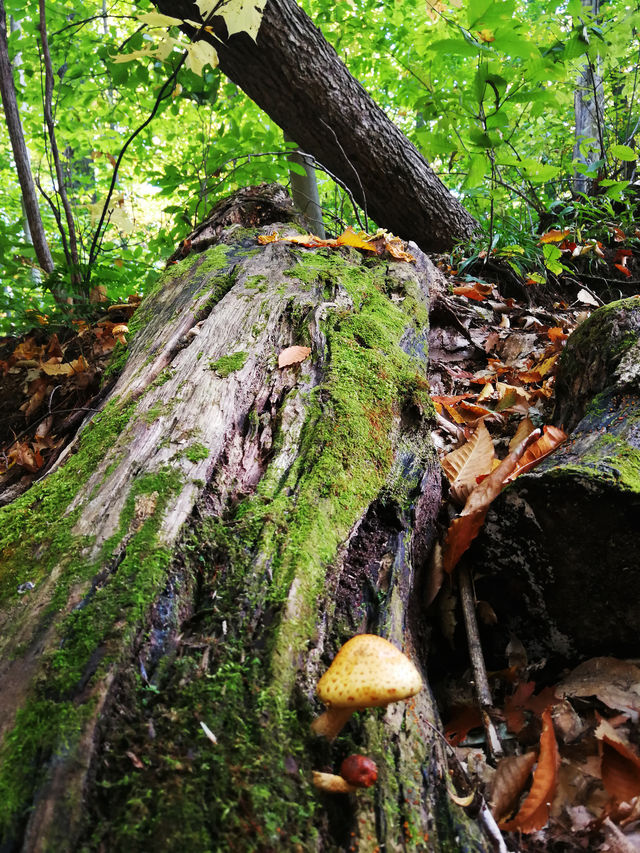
453, 282, 494, 301
444, 705, 483, 746
490, 752, 538, 822
495, 382, 530, 413
509, 418, 535, 452
477, 382, 494, 403
442, 429, 541, 573
278, 346, 311, 368
441, 420, 496, 505
596, 717, 640, 804
556, 658, 640, 717
505, 425, 567, 482
501, 708, 559, 833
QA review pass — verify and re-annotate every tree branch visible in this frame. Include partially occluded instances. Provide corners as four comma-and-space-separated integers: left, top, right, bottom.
37, 0, 80, 283
0, 0, 54, 274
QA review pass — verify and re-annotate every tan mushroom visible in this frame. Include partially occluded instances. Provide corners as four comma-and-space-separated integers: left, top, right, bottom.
311, 634, 423, 739
312, 771, 357, 794
111, 323, 128, 345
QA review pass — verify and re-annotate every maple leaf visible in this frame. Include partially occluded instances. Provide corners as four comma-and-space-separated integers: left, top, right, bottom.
197, 0, 267, 41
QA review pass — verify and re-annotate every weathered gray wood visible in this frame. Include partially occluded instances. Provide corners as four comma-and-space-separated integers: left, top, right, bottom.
471, 298, 640, 662
0, 190, 486, 852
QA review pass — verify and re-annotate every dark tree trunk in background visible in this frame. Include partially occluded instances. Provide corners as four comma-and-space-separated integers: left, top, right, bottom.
153, 0, 478, 253
0, 187, 486, 852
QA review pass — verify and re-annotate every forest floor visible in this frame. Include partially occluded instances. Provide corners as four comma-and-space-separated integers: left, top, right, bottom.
1, 235, 639, 852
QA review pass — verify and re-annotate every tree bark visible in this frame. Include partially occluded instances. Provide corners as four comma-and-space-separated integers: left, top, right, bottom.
0, 0, 54, 275
0, 187, 486, 852
153, 0, 478, 253
471, 297, 640, 664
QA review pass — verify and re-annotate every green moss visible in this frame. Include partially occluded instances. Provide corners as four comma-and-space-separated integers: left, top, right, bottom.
244, 274, 268, 290
183, 443, 209, 463
208, 351, 248, 377
78, 243, 436, 851
0, 379, 184, 840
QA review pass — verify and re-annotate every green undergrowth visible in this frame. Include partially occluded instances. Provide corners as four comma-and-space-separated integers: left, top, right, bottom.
83, 246, 436, 851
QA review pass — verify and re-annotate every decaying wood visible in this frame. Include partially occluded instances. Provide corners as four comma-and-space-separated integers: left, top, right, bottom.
471, 297, 640, 662
0, 188, 488, 852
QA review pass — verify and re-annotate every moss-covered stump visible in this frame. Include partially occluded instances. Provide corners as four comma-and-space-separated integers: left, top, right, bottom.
472, 298, 640, 663
0, 199, 484, 852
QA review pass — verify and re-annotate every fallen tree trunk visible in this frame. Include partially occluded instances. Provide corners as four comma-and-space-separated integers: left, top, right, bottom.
153, 0, 478, 253
0, 187, 485, 852
472, 297, 640, 663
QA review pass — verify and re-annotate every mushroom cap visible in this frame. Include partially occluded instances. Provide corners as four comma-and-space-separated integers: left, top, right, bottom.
316, 634, 422, 710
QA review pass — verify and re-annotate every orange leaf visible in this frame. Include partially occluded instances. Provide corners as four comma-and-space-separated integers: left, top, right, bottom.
442, 429, 541, 573
444, 705, 483, 746
501, 708, 559, 833
278, 345, 311, 368
336, 227, 377, 252
539, 229, 571, 244
453, 282, 493, 301
506, 425, 567, 482
546, 327, 568, 343
596, 717, 640, 804
615, 264, 632, 277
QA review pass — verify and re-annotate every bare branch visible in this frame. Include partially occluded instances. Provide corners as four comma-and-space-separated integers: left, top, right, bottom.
37, 0, 81, 284
0, 0, 54, 274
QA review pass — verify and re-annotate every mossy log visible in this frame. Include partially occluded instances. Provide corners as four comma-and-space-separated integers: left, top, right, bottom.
0, 195, 486, 851
472, 297, 640, 663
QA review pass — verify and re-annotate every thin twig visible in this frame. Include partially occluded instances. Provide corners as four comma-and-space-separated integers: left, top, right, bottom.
86, 50, 188, 280
319, 117, 368, 231
38, 0, 80, 282
458, 562, 503, 760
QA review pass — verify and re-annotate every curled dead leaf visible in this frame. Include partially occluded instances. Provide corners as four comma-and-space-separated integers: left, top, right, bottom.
500, 708, 559, 833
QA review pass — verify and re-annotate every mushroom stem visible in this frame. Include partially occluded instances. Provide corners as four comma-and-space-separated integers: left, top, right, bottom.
312, 771, 357, 794
310, 706, 355, 739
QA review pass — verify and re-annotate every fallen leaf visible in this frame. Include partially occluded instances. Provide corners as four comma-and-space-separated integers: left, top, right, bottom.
278, 345, 311, 368
444, 705, 483, 746
501, 708, 559, 832
577, 288, 599, 306
505, 425, 567, 482
508, 417, 535, 452
335, 227, 378, 252
442, 429, 541, 573
596, 717, 640, 804
539, 229, 571, 244
442, 420, 496, 505
490, 752, 538, 821
556, 658, 640, 717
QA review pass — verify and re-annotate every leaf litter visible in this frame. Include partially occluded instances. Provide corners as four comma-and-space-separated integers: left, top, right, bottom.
427, 262, 640, 850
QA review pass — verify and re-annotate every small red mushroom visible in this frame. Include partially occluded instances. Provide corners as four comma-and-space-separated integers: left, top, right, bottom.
340, 755, 378, 788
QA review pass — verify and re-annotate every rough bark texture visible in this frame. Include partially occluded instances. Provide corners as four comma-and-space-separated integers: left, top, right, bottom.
471, 298, 640, 665
153, 0, 478, 253
0, 187, 486, 852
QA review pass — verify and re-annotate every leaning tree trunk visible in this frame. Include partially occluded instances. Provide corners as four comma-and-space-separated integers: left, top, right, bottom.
153, 0, 478, 253
0, 187, 486, 852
